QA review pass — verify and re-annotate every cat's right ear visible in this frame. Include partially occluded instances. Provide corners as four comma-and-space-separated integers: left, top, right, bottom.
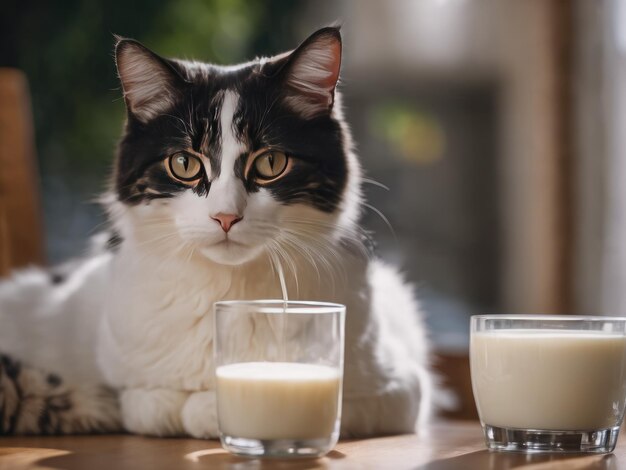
274, 27, 342, 119
115, 37, 186, 123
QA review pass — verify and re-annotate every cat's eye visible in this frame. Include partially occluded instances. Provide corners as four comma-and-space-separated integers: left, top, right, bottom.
253, 151, 289, 182
167, 153, 203, 182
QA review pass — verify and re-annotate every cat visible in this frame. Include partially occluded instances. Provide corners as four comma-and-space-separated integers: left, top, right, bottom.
0, 26, 434, 437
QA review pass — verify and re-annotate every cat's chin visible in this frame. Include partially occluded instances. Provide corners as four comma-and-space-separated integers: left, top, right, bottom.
199, 242, 264, 266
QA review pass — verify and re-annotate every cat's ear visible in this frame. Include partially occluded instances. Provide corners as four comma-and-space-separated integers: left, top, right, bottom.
115, 37, 186, 123
278, 27, 342, 119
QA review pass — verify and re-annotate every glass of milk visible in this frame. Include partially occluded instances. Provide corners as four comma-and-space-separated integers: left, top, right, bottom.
214, 300, 345, 458
471, 315, 626, 453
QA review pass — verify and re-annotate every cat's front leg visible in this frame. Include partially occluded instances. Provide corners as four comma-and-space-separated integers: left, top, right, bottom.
181, 390, 219, 439
120, 388, 188, 436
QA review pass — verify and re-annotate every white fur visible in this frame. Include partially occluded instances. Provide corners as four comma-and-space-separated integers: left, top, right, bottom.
0, 253, 111, 383
0, 89, 433, 437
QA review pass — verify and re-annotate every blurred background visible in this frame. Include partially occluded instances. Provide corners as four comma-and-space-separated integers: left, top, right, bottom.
0, 0, 621, 417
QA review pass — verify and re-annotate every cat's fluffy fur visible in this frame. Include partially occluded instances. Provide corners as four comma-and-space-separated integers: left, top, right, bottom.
0, 27, 433, 437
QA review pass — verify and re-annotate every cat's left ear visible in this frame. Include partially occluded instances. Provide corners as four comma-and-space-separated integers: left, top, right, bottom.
279, 27, 342, 119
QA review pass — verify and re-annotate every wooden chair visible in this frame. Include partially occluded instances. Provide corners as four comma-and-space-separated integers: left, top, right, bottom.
0, 68, 45, 275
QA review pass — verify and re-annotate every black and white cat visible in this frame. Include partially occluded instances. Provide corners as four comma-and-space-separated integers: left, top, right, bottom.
0, 27, 433, 437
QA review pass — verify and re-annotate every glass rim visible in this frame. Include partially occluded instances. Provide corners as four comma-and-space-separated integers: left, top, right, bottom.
472, 314, 626, 322
214, 299, 345, 315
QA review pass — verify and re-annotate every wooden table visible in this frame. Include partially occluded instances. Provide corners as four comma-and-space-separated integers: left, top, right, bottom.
0, 421, 621, 469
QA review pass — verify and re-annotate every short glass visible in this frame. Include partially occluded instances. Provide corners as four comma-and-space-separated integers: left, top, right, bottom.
470, 315, 626, 453
214, 300, 345, 458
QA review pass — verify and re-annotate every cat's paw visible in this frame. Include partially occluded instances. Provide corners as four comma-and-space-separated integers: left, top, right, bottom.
35, 383, 122, 434
120, 388, 188, 437
181, 391, 219, 439
0, 353, 122, 435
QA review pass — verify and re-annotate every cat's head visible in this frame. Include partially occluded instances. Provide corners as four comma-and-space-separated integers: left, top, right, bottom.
110, 27, 362, 267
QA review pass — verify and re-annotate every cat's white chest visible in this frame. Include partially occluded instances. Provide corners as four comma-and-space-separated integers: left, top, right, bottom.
96, 247, 235, 391
95, 241, 370, 394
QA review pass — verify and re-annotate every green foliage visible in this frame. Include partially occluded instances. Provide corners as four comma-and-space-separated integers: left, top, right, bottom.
146, 0, 261, 63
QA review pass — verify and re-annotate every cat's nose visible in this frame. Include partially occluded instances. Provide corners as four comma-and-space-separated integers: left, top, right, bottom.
211, 213, 243, 233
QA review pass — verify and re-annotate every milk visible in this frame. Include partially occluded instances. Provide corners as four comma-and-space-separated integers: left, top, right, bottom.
471, 330, 626, 430
216, 362, 342, 440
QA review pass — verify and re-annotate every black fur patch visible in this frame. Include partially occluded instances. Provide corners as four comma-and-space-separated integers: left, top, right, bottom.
0, 354, 21, 380
0, 353, 23, 434
46, 373, 62, 388
106, 231, 123, 251
114, 28, 348, 213
39, 392, 72, 434
50, 273, 65, 285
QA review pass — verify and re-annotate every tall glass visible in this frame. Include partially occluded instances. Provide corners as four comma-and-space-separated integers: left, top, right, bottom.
471, 315, 626, 453
214, 300, 345, 458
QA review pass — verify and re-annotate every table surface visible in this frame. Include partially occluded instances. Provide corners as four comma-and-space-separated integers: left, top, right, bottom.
0, 421, 621, 469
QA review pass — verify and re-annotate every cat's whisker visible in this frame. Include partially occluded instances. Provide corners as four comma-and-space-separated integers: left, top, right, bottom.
87, 220, 114, 237
296, 230, 349, 283
277, 228, 345, 293
163, 113, 190, 135
362, 202, 396, 241
278, 245, 300, 298
280, 217, 364, 251
266, 244, 285, 294
134, 242, 192, 269
131, 231, 181, 250
256, 95, 281, 135
281, 215, 366, 238
265, 250, 278, 284
183, 243, 196, 266
280, 215, 373, 260
266, 247, 288, 302
275, 234, 322, 287
268, 240, 300, 298
361, 177, 390, 191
